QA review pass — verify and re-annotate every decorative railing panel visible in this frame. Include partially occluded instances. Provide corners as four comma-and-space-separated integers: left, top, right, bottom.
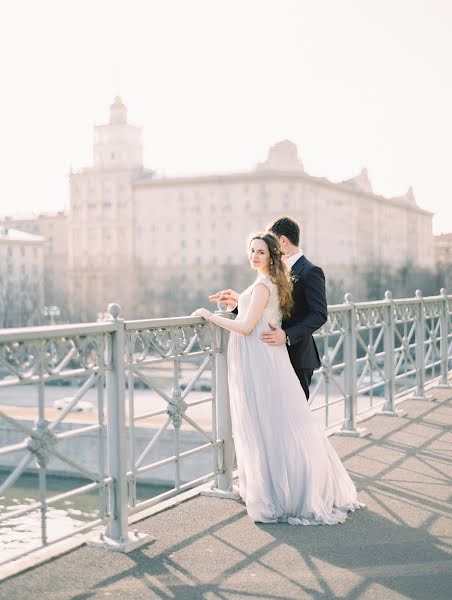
0, 323, 114, 565
1, 289, 451, 563
123, 318, 221, 515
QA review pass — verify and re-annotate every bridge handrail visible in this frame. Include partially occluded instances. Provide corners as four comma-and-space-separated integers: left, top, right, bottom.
0, 289, 451, 559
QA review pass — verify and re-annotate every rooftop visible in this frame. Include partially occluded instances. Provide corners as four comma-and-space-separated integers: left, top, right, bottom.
0, 227, 45, 243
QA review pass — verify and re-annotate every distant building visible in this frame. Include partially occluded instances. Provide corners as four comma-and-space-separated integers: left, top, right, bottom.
68, 96, 152, 320
0, 212, 68, 316
435, 233, 452, 265
435, 233, 452, 291
66, 98, 436, 319
0, 227, 45, 327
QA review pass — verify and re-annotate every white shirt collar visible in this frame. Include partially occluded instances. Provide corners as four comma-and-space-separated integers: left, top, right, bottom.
284, 249, 304, 270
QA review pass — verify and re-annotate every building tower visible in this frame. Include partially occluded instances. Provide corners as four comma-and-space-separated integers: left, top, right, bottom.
93, 96, 143, 170
68, 97, 147, 321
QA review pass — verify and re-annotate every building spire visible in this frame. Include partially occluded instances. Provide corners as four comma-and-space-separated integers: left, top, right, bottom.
110, 96, 127, 124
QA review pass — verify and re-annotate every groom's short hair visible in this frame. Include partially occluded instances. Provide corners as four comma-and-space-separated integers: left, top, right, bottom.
268, 216, 300, 246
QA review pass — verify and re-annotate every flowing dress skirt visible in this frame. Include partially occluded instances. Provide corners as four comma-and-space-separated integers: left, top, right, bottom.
227, 325, 363, 525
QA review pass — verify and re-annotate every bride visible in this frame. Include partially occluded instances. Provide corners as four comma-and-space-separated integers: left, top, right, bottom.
192, 232, 364, 525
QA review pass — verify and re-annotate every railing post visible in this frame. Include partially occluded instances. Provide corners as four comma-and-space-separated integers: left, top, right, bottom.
336, 294, 368, 437
438, 288, 451, 388
377, 291, 406, 417
203, 315, 240, 499
411, 290, 434, 400
88, 303, 152, 552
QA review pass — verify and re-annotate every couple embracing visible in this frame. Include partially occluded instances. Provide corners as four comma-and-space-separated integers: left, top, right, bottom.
193, 216, 364, 526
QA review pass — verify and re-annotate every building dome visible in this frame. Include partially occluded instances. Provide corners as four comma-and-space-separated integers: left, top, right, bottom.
257, 140, 304, 171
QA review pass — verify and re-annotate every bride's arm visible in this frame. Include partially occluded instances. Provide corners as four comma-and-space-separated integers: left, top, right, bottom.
193, 284, 270, 336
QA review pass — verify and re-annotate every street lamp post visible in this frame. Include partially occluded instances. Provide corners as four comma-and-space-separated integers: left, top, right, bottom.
43, 306, 61, 366
43, 305, 60, 326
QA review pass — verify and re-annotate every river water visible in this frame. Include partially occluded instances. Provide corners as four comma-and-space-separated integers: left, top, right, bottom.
0, 473, 170, 563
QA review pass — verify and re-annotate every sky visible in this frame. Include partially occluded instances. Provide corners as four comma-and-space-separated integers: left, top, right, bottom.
0, 0, 451, 233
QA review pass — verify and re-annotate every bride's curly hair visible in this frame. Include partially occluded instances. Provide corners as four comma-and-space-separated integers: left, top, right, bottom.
249, 232, 293, 319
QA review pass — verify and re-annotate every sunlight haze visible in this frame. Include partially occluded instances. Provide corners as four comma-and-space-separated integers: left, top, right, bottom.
1, 0, 451, 233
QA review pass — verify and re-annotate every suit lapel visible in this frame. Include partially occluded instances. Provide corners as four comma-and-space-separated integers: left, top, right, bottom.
291, 255, 308, 279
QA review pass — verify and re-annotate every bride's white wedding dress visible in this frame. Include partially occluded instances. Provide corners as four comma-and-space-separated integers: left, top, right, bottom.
227, 275, 363, 525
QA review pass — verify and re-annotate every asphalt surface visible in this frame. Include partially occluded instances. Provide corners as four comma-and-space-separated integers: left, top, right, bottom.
1, 388, 451, 600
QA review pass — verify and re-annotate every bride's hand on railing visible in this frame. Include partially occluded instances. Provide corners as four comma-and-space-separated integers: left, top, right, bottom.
191, 308, 212, 320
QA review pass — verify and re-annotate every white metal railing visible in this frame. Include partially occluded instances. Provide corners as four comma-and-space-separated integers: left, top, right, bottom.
0, 322, 114, 562
0, 289, 451, 562
310, 288, 452, 435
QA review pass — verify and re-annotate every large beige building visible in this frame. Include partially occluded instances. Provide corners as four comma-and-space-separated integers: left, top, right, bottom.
0, 227, 45, 327
0, 98, 438, 323
68, 98, 434, 319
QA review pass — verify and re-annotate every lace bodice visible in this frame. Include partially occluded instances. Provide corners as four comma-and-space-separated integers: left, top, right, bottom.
237, 275, 282, 328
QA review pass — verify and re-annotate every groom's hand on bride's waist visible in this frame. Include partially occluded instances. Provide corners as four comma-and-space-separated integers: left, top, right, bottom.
260, 323, 287, 346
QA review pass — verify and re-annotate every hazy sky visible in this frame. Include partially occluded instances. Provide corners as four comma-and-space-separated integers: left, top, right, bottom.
1, 0, 451, 233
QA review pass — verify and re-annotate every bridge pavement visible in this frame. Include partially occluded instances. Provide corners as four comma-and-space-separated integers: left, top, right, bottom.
1, 388, 451, 600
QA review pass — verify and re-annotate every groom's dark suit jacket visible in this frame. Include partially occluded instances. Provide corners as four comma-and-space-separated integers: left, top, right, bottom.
283, 256, 328, 377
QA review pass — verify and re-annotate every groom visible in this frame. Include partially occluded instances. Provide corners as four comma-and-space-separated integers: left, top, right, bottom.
261, 216, 327, 400
209, 216, 327, 400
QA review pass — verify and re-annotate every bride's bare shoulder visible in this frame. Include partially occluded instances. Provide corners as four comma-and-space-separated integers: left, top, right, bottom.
253, 275, 276, 292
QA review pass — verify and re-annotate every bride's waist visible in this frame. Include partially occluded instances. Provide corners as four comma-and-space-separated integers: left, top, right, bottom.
234, 319, 282, 332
